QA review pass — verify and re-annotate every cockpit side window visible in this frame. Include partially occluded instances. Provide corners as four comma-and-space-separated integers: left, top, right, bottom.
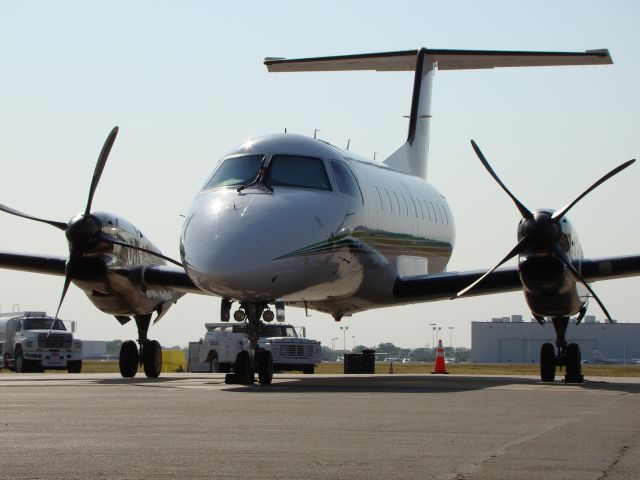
266, 155, 332, 191
203, 154, 264, 189
330, 160, 364, 204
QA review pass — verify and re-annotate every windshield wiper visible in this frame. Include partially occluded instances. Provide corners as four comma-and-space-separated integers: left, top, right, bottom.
237, 157, 273, 193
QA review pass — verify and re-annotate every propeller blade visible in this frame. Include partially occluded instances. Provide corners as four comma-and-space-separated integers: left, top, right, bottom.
552, 159, 635, 221
470, 140, 533, 219
49, 267, 73, 336
84, 126, 119, 217
0, 203, 67, 231
96, 233, 184, 267
552, 244, 613, 322
452, 236, 528, 299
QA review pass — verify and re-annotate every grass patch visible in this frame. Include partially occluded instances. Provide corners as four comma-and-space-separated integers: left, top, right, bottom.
36, 361, 640, 377
317, 362, 640, 377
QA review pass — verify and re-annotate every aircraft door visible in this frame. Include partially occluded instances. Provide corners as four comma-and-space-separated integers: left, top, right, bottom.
329, 160, 365, 230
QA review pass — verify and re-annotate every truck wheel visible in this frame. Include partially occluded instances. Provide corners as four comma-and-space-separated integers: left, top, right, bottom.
67, 360, 82, 373
143, 340, 162, 378
209, 354, 220, 373
119, 341, 138, 378
14, 347, 30, 373
257, 351, 274, 385
302, 365, 315, 374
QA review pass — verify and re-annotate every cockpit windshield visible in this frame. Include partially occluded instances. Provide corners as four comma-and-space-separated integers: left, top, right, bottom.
266, 155, 332, 191
203, 153, 332, 191
204, 154, 263, 189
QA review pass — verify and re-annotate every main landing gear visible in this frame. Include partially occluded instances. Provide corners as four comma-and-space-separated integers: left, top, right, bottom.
539, 316, 583, 383
118, 313, 163, 378
224, 302, 274, 386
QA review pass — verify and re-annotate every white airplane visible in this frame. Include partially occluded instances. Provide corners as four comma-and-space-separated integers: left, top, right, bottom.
591, 349, 640, 365
1, 47, 639, 384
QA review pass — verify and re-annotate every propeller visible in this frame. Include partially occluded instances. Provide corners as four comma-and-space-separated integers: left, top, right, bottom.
453, 139, 635, 323
0, 127, 183, 333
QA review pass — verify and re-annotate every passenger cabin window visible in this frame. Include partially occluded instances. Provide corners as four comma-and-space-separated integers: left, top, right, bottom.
385, 189, 393, 213
393, 192, 401, 215
422, 200, 431, 222
267, 155, 332, 190
330, 160, 364, 203
374, 186, 384, 210
204, 154, 263, 189
400, 193, 409, 216
441, 204, 449, 225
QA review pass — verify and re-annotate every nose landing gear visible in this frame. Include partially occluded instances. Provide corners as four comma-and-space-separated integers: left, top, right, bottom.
118, 313, 163, 378
539, 316, 583, 383
224, 302, 275, 386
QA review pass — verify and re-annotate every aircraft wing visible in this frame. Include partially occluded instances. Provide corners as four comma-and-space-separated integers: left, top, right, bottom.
0, 251, 203, 295
393, 255, 640, 302
0, 251, 67, 276
138, 264, 203, 295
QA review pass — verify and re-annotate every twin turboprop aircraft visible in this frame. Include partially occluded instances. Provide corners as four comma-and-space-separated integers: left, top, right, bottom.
1, 47, 639, 384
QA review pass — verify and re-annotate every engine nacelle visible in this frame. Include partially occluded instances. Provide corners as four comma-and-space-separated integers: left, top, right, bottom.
519, 253, 587, 318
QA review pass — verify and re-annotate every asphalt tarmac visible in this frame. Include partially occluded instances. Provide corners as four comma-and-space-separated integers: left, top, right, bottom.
0, 373, 638, 479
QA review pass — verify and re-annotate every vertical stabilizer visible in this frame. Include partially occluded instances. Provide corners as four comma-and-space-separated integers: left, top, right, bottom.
384, 49, 434, 179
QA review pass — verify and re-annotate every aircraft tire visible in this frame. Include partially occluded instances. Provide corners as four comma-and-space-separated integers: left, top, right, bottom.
540, 343, 556, 382
119, 340, 138, 378
235, 350, 252, 384
257, 350, 274, 385
143, 340, 162, 378
565, 343, 583, 383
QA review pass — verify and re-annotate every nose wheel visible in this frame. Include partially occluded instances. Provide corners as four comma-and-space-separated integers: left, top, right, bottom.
539, 317, 583, 383
224, 302, 274, 386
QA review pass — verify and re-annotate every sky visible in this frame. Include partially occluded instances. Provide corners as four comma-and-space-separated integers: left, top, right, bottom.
0, 1, 638, 350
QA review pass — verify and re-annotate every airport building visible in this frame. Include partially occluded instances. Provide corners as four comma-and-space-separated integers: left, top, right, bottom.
471, 315, 640, 364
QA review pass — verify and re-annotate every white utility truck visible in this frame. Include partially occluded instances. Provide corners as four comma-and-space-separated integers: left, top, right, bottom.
189, 323, 321, 374
0, 311, 83, 373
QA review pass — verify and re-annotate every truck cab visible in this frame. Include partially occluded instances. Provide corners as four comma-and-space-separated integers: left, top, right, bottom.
0, 312, 83, 373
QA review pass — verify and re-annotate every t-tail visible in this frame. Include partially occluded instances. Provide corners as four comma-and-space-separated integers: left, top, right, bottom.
265, 48, 611, 179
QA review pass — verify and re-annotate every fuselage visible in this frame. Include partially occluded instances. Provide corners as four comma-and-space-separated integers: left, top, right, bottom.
181, 133, 455, 317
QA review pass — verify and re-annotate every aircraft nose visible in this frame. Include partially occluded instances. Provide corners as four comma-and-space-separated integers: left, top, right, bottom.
181, 189, 344, 299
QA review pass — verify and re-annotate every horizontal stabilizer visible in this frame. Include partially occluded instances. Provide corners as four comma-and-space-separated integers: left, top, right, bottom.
264, 48, 612, 72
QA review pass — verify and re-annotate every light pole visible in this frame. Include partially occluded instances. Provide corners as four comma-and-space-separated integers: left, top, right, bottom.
429, 323, 436, 350
340, 326, 349, 352
351, 335, 356, 351
331, 337, 338, 350
448, 326, 455, 357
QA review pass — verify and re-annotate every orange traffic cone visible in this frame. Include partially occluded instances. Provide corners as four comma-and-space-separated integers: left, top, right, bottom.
431, 339, 449, 374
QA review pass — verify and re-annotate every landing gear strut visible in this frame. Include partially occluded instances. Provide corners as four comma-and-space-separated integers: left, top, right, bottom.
539, 316, 583, 383
118, 313, 163, 378
224, 302, 274, 386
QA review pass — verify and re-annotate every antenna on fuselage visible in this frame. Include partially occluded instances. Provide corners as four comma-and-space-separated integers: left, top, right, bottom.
284, 127, 287, 133
314, 128, 320, 139
373, 152, 379, 160
346, 139, 351, 150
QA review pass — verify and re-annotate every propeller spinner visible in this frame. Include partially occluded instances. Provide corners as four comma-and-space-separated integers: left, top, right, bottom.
453, 139, 635, 323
